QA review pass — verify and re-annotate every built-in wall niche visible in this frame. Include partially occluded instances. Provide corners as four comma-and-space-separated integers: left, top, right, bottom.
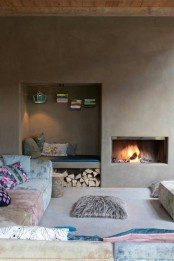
21, 83, 102, 156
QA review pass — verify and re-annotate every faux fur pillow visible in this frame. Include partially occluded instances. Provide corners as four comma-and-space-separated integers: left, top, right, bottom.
71, 195, 127, 219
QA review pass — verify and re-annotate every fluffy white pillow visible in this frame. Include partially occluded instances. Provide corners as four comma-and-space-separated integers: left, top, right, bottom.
41, 142, 68, 156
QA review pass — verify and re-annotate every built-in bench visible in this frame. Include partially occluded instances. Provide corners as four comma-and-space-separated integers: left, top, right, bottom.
40, 155, 101, 187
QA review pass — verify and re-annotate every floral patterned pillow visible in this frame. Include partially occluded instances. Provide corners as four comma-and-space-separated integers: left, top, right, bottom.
0, 162, 29, 189
0, 186, 11, 206
12, 162, 29, 183
0, 167, 18, 189
41, 142, 68, 156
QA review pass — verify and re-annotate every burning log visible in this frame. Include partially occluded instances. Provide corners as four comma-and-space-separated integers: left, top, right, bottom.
130, 152, 137, 160
140, 157, 155, 163
125, 152, 138, 162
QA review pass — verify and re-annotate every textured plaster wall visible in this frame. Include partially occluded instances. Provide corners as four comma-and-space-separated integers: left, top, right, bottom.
0, 17, 174, 186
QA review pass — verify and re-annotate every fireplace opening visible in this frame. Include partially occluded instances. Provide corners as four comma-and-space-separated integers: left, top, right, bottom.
112, 137, 168, 164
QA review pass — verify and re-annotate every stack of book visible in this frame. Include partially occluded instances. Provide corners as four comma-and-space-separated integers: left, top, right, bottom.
84, 99, 96, 108
70, 99, 82, 110
57, 94, 68, 103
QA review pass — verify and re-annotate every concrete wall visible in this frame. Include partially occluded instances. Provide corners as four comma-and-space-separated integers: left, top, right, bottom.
1, 17, 174, 187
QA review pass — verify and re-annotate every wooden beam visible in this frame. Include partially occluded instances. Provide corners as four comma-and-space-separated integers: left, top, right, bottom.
1, 1, 174, 16
0, 6, 174, 16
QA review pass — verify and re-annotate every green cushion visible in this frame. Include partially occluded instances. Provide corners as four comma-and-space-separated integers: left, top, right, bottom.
23, 138, 41, 159
33, 133, 45, 152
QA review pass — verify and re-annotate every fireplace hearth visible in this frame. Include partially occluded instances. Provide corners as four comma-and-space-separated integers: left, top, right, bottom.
112, 137, 168, 164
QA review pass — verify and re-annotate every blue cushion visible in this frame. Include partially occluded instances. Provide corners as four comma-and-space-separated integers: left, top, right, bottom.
54, 226, 77, 232
3, 155, 31, 174
68, 234, 102, 241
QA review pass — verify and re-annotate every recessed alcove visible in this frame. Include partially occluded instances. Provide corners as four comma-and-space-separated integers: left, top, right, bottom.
21, 83, 102, 156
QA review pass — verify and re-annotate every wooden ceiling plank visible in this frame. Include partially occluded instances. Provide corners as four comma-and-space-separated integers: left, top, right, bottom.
105, 1, 114, 7
112, 1, 120, 7
129, 0, 143, 7
117, 0, 136, 7
141, 0, 174, 7
1, 0, 174, 8
1, 6, 174, 16
161, 0, 174, 7
82, 0, 95, 7
1, 0, 174, 15
71, 0, 83, 7
94, 0, 107, 7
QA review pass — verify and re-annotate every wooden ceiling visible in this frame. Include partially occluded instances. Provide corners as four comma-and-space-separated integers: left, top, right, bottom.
1, 0, 174, 16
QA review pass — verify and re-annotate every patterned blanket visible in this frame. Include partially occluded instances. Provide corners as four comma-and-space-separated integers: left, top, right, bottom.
104, 228, 174, 243
0, 226, 68, 241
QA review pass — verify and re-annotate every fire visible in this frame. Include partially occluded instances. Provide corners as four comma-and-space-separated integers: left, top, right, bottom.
121, 144, 140, 163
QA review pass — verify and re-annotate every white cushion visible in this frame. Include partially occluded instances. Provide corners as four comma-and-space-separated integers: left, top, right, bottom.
41, 142, 68, 156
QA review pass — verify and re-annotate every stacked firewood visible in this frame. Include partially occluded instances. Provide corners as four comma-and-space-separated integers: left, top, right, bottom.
53, 168, 100, 187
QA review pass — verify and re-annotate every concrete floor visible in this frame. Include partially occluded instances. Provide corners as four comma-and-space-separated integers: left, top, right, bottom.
39, 187, 174, 238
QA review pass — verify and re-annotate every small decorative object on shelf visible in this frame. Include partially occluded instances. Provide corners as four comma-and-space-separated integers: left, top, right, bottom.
33, 91, 47, 104
84, 99, 96, 108
57, 93, 68, 103
70, 99, 82, 111
52, 172, 64, 198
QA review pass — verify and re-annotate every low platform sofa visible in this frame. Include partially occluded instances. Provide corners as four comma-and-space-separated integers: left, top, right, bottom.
0, 240, 174, 260
0, 158, 52, 226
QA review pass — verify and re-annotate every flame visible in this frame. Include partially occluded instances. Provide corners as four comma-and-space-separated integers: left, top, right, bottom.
121, 144, 140, 163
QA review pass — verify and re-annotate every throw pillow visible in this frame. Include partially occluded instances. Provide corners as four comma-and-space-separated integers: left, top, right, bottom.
41, 142, 68, 156
33, 133, 45, 152
0, 158, 4, 167
67, 143, 77, 156
11, 162, 29, 183
2, 155, 31, 174
149, 181, 161, 198
0, 166, 18, 189
0, 186, 11, 207
23, 137, 41, 159
71, 195, 127, 219
0, 162, 29, 189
